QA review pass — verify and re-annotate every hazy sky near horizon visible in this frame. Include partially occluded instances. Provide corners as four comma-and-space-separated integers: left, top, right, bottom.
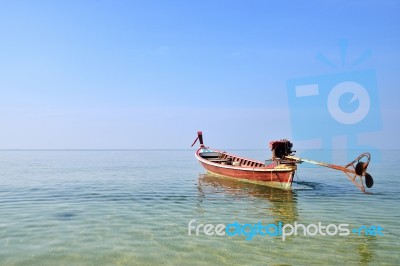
0, 0, 399, 149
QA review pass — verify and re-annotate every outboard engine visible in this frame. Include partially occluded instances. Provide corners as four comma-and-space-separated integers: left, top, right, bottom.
269, 140, 295, 160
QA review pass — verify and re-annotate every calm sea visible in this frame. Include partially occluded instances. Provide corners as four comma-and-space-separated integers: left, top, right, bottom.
0, 149, 399, 265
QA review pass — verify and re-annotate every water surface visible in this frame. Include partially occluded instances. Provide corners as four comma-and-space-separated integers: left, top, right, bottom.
0, 150, 398, 265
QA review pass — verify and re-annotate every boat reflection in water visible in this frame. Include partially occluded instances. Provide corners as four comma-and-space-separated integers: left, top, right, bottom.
197, 174, 298, 224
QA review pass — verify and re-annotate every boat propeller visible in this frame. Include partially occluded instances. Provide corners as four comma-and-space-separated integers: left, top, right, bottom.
354, 160, 373, 188
286, 152, 374, 194
347, 153, 374, 190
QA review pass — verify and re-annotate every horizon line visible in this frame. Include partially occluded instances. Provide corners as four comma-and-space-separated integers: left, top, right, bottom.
0, 148, 396, 151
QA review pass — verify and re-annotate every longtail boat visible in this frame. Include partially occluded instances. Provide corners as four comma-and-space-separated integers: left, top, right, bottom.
192, 131, 374, 193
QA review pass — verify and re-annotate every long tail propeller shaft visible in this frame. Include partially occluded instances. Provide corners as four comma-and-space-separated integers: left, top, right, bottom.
286, 153, 373, 194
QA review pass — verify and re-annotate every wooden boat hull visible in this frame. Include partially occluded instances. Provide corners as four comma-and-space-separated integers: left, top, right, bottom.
195, 148, 296, 189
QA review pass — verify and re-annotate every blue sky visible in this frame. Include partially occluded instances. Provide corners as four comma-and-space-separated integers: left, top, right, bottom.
0, 0, 399, 149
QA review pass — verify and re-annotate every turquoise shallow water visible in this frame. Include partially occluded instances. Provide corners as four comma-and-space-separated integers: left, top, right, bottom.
0, 149, 399, 265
